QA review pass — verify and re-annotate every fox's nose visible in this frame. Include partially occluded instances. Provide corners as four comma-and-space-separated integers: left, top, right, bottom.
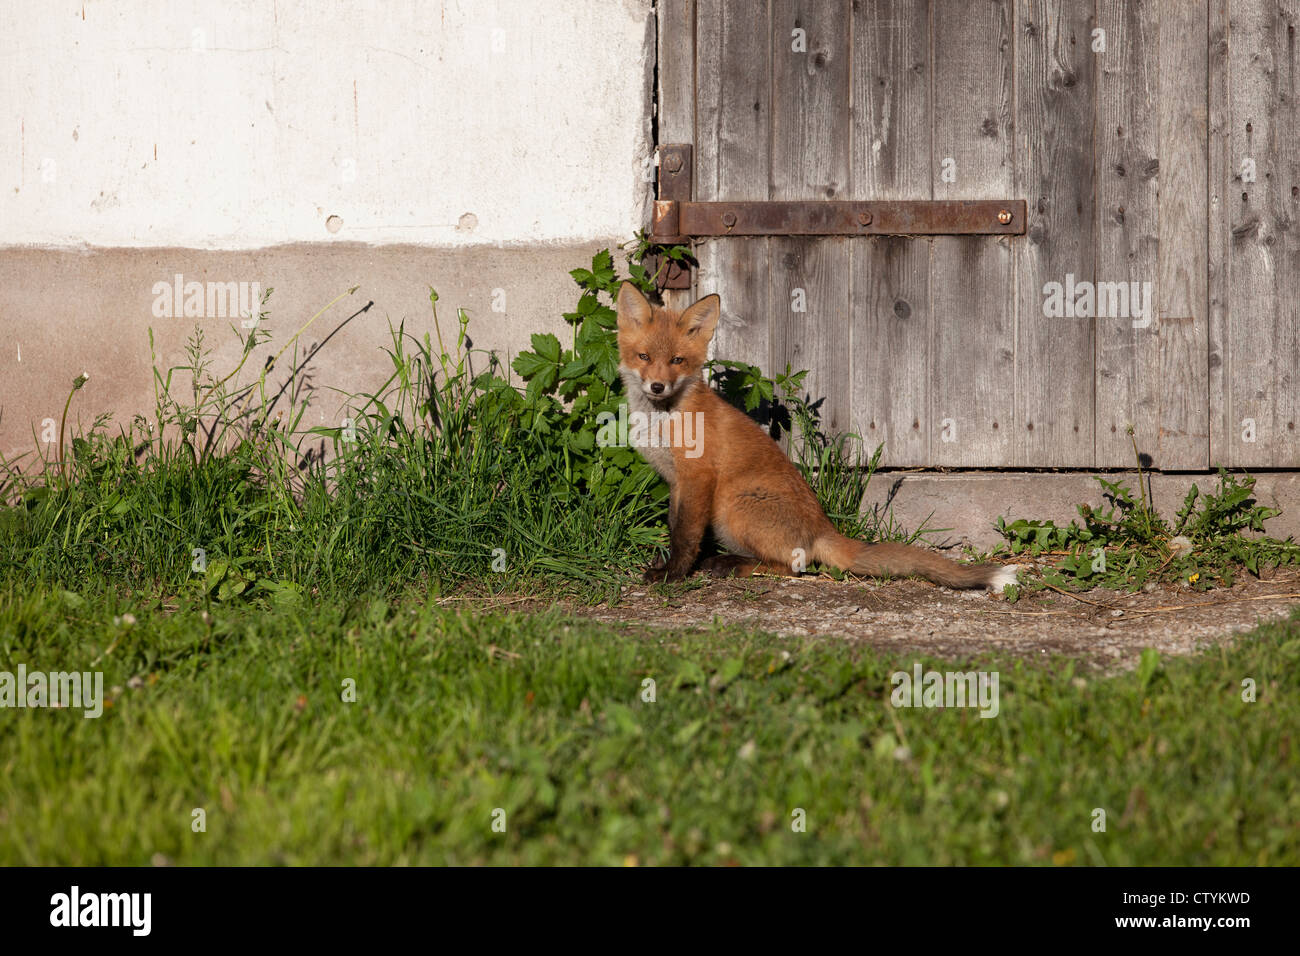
650, 382, 665, 395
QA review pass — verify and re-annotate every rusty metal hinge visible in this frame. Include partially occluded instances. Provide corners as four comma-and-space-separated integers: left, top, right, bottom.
649, 144, 1026, 290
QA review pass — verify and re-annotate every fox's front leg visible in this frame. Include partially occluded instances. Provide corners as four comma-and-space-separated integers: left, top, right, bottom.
645, 482, 712, 583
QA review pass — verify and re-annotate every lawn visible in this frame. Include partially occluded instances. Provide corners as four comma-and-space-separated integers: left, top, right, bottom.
2, 583, 1296, 865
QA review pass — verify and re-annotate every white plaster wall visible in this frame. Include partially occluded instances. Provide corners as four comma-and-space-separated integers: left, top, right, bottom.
0, 0, 655, 248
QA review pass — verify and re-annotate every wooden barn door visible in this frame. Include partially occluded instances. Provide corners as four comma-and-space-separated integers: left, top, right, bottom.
656, 0, 1220, 471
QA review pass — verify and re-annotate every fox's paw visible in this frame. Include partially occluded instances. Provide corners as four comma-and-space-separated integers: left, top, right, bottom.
644, 564, 688, 584
643, 555, 668, 583
643, 564, 671, 583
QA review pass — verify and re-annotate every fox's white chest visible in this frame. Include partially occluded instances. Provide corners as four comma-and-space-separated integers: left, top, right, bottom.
622, 382, 678, 484
637, 435, 677, 482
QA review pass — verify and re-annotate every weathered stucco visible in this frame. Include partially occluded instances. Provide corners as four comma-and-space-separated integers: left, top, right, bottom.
1, 0, 655, 247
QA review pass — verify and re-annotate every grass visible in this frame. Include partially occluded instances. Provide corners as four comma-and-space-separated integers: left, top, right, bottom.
1, 584, 1297, 865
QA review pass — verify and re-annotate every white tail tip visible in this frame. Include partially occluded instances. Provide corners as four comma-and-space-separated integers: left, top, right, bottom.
987, 565, 1022, 592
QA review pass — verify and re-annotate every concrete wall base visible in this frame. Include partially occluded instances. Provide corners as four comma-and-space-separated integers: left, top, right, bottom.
0, 241, 617, 465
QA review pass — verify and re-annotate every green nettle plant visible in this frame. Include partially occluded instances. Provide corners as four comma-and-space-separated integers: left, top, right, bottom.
507, 246, 661, 505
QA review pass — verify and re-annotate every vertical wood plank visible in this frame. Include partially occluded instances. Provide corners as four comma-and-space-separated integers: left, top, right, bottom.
771, 238, 852, 437
1154, 0, 1210, 469
1014, 0, 1097, 467
930, 0, 1016, 466
849, 0, 931, 466
695, 0, 772, 375
1275, 1, 1300, 468
771, 0, 852, 200
1208, 0, 1231, 466
769, 0, 852, 436
1095, 0, 1161, 467
849, 238, 931, 463
695, 0, 768, 204
1226, 0, 1271, 468
850, 0, 930, 199
656, 0, 696, 312
657, 0, 695, 145
1225, 0, 1300, 467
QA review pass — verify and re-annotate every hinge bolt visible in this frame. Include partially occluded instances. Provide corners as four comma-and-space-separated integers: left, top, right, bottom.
997, 209, 1013, 225
857, 211, 873, 226
664, 152, 683, 173
722, 211, 737, 228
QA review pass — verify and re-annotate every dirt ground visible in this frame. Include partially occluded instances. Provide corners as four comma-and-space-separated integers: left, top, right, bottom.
559, 560, 1300, 670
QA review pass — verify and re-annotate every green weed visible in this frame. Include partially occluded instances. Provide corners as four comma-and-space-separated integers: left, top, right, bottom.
998, 469, 1300, 592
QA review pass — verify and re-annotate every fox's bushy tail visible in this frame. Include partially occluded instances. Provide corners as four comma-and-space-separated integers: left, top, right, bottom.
814, 533, 1019, 591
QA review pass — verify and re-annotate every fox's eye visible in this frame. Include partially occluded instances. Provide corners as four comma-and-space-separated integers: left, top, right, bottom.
670, 356, 685, 365
637, 352, 650, 362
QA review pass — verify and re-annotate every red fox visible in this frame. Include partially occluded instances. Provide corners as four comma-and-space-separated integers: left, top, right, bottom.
616, 282, 1020, 591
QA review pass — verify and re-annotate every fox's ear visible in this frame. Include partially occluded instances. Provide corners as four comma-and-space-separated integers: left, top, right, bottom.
679, 293, 720, 340
617, 282, 652, 330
